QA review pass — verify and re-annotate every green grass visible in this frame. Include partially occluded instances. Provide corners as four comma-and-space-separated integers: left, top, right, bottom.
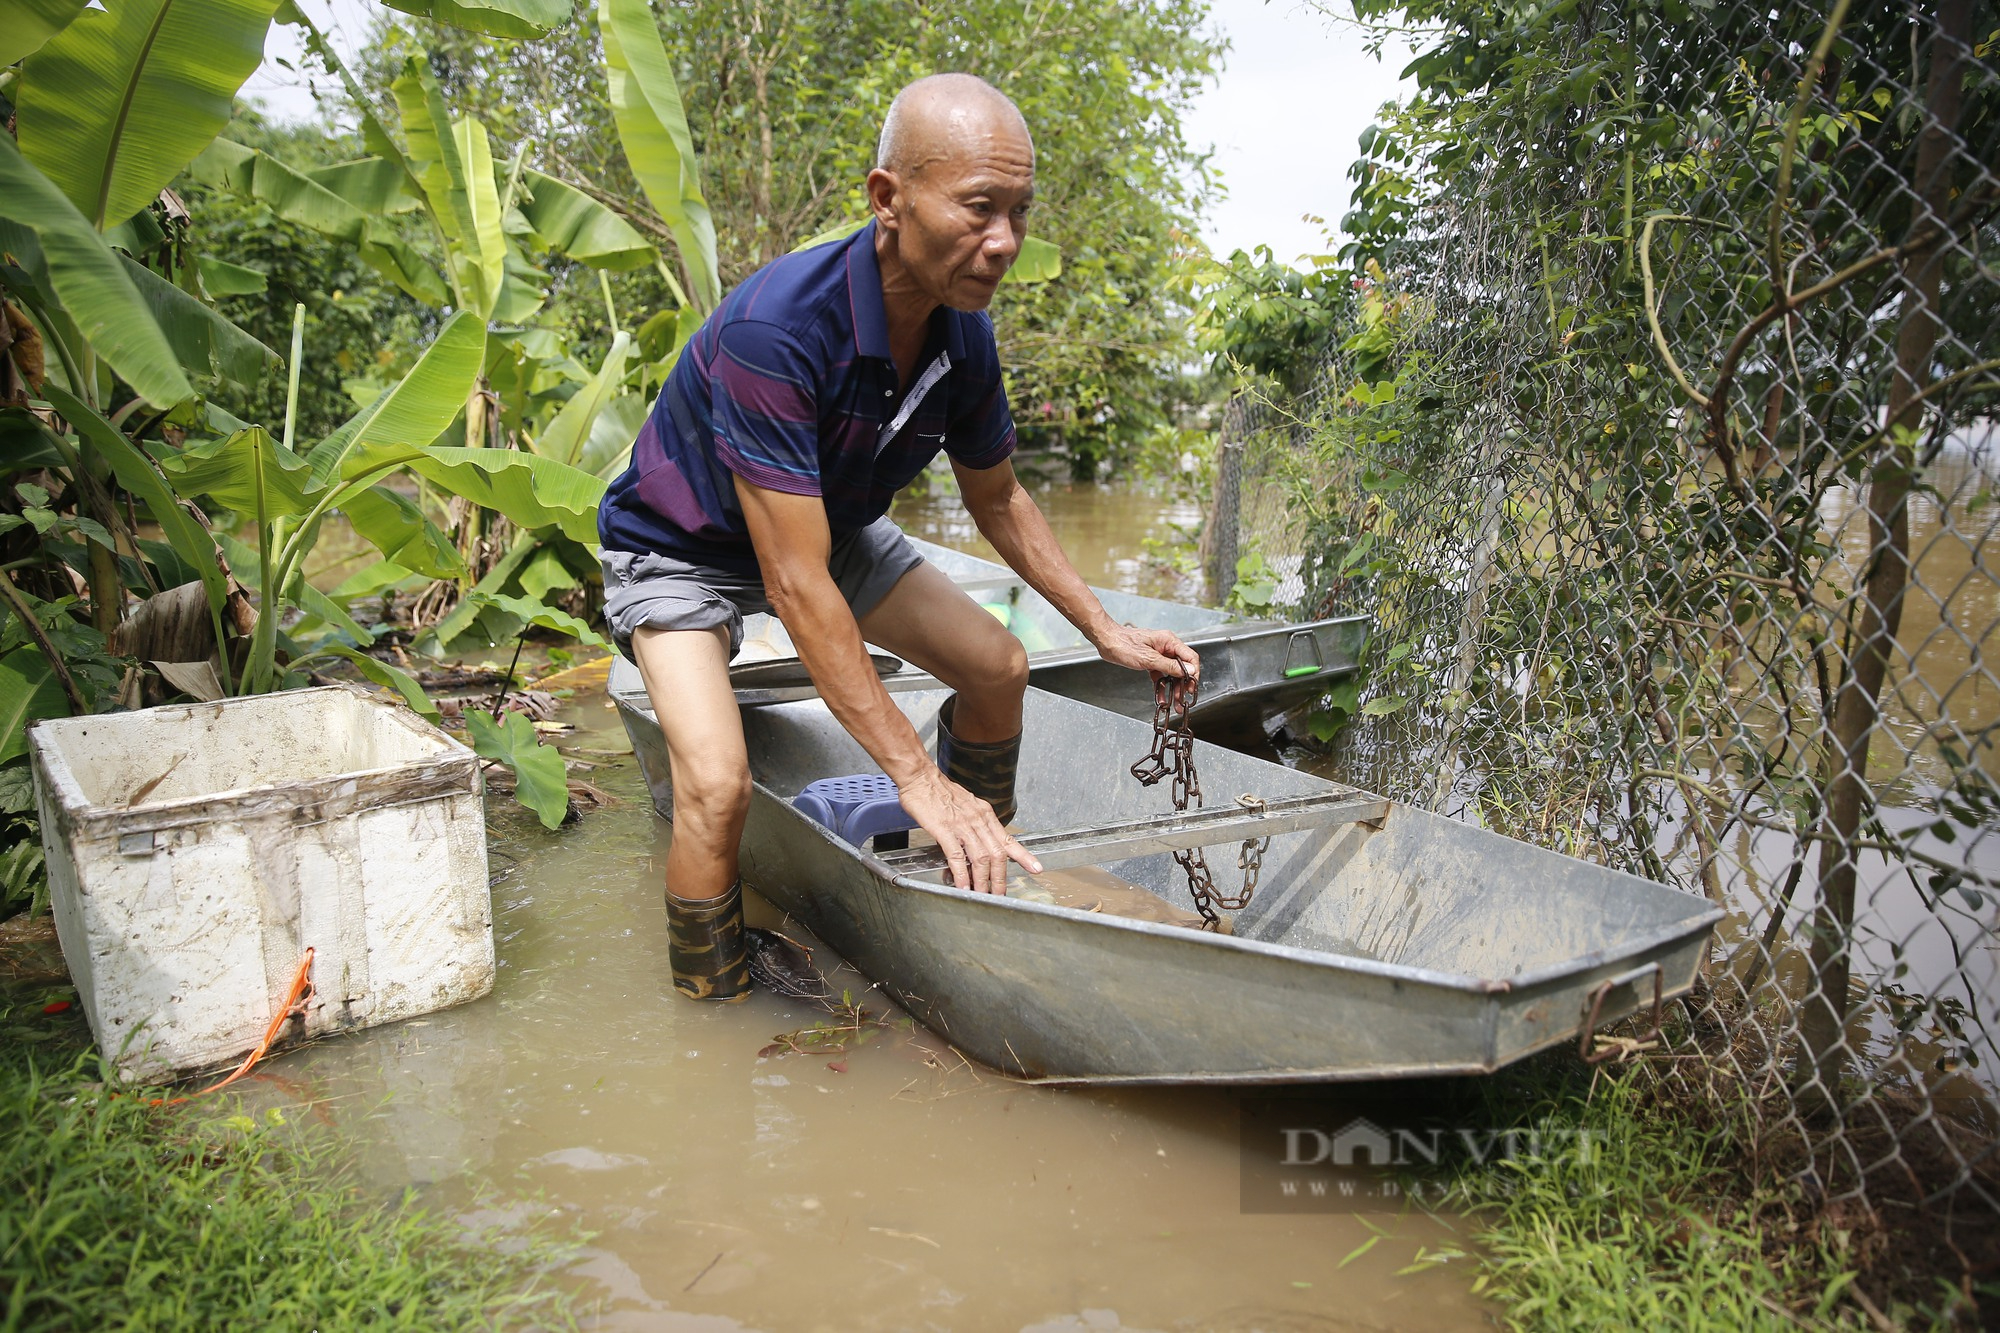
1418, 1061, 1984, 1331
0, 989, 582, 1331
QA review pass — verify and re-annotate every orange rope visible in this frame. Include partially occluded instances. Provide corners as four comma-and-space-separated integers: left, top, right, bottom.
146, 947, 316, 1107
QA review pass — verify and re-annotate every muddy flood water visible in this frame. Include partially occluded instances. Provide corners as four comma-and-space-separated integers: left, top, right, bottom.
249, 481, 1493, 1332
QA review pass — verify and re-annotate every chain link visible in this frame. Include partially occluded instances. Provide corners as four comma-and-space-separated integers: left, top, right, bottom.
1129, 674, 1265, 930
1195, 0, 2000, 1244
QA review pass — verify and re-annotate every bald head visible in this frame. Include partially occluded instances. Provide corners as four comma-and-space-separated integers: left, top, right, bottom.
875, 73, 1033, 179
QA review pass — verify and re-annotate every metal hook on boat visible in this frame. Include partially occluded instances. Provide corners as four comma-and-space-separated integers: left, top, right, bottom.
1282, 629, 1325, 679
1577, 961, 1665, 1064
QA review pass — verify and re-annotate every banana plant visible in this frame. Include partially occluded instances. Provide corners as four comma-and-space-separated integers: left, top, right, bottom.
599, 0, 721, 312
142, 304, 605, 823
194, 21, 692, 617
0, 0, 618, 795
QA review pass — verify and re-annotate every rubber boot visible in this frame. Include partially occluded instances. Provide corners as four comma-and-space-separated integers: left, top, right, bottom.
935, 694, 1022, 826
665, 879, 751, 1002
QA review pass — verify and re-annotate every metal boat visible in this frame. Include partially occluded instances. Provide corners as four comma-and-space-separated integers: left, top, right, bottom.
722, 535, 1367, 742
612, 664, 1722, 1084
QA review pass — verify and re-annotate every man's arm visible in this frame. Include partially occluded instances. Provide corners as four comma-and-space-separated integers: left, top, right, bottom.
733, 474, 1040, 895
953, 457, 1199, 686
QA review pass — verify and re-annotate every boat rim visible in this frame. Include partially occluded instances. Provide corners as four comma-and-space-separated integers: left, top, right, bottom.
753, 779, 1724, 999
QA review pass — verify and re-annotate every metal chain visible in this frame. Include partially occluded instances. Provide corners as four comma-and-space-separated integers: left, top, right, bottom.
1129, 675, 1265, 930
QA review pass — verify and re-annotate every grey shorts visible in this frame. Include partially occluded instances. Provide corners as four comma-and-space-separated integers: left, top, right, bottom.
600, 516, 924, 660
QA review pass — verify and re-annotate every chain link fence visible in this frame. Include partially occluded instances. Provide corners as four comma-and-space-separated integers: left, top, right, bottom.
1205, 0, 1999, 1289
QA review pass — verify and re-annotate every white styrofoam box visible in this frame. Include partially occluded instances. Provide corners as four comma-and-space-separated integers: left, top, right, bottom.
27, 685, 493, 1080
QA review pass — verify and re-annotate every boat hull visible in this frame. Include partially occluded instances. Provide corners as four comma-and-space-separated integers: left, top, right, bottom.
613, 663, 1721, 1085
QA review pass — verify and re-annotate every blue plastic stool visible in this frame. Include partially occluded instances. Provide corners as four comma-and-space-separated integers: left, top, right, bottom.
793, 773, 920, 851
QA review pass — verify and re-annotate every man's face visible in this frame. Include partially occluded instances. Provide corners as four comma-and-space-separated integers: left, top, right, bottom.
880, 115, 1035, 312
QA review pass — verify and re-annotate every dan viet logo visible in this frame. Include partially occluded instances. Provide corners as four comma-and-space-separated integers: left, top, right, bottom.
1240, 1101, 1602, 1213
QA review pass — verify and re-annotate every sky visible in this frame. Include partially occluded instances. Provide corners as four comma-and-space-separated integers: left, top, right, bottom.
1183, 0, 1413, 266
246, 0, 1413, 270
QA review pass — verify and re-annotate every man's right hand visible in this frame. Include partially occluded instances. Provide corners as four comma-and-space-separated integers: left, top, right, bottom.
896, 767, 1042, 896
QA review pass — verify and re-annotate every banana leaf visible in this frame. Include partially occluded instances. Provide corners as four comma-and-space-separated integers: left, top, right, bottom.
515, 169, 654, 270
448, 117, 508, 320
161, 427, 315, 517
533, 331, 631, 467
306, 643, 438, 720
15, 0, 280, 229
281, 570, 373, 643
578, 392, 647, 480
598, 0, 720, 309
188, 138, 370, 242
0, 143, 193, 407
340, 484, 464, 580
119, 255, 277, 386
0, 0, 94, 69
391, 60, 507, 315
190, 138, 449, 305
417, 533, 535, 652
477, 590, 606, 648
329, 559, 424, 600
197, 256, 267, 296
357, 233, 450, 306
379, 0, 569, 40
218, 529, 372, 643
0, 410, 73, 472
390, 57, 453, 181
343, 441, 606, 546
0, 646, 69, 764
305, 157, 425, 214
42, 383, 225, 612
634, 304, 700, 361
491, 248, 549, 324
305, 309, 485, 485
1008, 236, 1063, 284
517, 545, 571, 603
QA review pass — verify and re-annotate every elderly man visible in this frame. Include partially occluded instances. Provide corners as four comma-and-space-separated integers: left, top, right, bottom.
597, 73, 1200, 1001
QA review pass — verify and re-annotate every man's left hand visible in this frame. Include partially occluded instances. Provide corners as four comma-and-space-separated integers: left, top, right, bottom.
1094, 624, 1200, 698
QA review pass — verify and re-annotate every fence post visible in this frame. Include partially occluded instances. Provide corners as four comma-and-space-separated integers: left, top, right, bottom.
1203, 434, 1244, 605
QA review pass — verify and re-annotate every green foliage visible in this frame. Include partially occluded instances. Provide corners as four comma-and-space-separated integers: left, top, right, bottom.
178, 113, 435, 441
12, 0, 278, 229
1262, 0, 2000, 1117
0, 825, 47, 919
0, 1004, 582, 1328
306, 308, 487, 484
382, 0, 570, 40
394, 0, 1224, 476
0, 647, 66, 766
0, 0, 93, 69
1225, 550, 1278, 614
516, 168, 654, 271
1195, 245, 1351, 392
1, 0, 623, 839
1436, 1069, 1871, 1330
0, 137, 196, 407
352, 441, 606, 545
597, 0, 720, 309
469, 708, 570, 829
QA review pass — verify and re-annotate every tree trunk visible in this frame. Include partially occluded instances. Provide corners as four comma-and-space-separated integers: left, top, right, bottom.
1798, 0, 1970, 1110
746, 0, 777, 266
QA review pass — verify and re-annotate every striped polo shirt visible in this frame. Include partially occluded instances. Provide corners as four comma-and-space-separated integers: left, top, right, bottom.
597, 221, 1017, 573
